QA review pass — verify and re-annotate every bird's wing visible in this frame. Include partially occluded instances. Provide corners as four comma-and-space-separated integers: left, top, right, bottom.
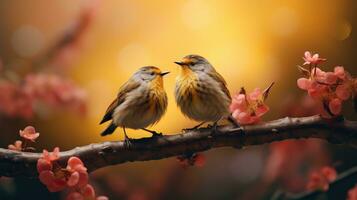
99, 79, 141, 124
209, 71, 231, 100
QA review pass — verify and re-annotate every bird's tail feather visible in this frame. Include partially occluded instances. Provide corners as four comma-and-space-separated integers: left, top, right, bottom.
101, 123, 117, 136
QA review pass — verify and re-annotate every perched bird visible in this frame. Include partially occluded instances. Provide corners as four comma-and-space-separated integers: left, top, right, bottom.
174, 55, 237, 130
100, 66, 169, 144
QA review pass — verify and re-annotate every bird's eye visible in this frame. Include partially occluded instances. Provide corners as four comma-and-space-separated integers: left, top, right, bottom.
150, 72, 155, 76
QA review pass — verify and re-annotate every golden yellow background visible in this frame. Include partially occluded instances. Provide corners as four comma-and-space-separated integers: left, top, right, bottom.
0, 0, 355, 148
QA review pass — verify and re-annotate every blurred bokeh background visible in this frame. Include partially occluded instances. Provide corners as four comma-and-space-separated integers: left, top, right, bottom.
0, 0, 356, 199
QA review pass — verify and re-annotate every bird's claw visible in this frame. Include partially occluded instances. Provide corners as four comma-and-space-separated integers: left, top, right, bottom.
123, 137, 132, 149
182, 127, 197, 132
210, 122, 220, 136
151, 131, 163, 138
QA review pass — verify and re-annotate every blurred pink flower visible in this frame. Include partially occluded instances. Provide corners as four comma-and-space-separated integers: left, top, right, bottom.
24, 73, 87, 114
306, 166, 337, 191
303, 51, 326, 65
347, 185, 357, 200
0, 81, 34, 119
0, 73, 87, 119
8, 140, 23, 151
66, 184, 108, 200
19, 126, 40, 142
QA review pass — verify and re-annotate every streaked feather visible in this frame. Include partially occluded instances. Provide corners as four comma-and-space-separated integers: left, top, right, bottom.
99, 78, 140, 124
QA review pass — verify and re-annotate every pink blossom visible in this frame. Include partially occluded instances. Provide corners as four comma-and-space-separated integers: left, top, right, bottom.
19, 126, 40, 142
297, 78, 312, 90
303, 51, 326, 65
347, 185, 357, 200
8, 140, 23, 151
297, 52, 354, 117
329, 98, 342, 115
321, 166, 337, 182
37, 152, 90, 192
334, 66, 346, 79
336, 84, 351, 100
42, 147, 60, 162
230, 85, 271, 125
0, 81, 34, 119
66, 184, 108, 200
66, 157, 89, 188
306, 166, 337, 191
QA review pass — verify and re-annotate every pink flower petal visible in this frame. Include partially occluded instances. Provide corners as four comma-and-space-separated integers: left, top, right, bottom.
39, 170, 55, 185
66, 192, 84, 200
334, 66, 345, 79
329, 98, 342, 115
304, 51, 311, 58
67, 171, 80, 187
96, 196, 109, 200
230, 94, 247, 111
67, 157, 87, 172
256, 105, 269, 117
19, 126, 40, 142
81, 184, 96, 198
249, 88, 262, 101
336, 84, 351, 100
321, 167, 337, 182
8, 140, 23, 151
237, 112, 252, 125
324, 72, 337, 84
297, 78, 311, 90
77, 172, 89, 187
37, 158, 53, 173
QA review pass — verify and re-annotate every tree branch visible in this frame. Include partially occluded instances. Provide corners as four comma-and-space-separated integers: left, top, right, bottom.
1, 115, 356, 178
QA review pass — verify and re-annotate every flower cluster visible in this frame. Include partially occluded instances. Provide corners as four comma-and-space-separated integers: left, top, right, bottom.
0, 73, 86, 119
8, 126, 40, 151
0, 81, 34, 118
306, 166, 337, 191
230, 83, 273, 125
24, 73, 87, 112
297, 51, 355, 117
176, 153, 206, 168
37, 148, 107, 199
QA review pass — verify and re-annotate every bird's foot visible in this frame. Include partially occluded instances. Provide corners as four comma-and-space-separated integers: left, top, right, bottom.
151, 131, 163, 138
123, 136, 133, 149
142, 128, 163, 138
182, 122, 205, 132
210, 122, 220, 136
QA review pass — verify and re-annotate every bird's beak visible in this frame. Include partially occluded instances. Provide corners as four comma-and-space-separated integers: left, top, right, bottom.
174, 61, 185, 66
160, 71, 170, 76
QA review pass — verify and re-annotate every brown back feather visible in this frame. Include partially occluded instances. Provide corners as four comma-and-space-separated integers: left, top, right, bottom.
208, 71, 231, 100
99, 79, 141, 124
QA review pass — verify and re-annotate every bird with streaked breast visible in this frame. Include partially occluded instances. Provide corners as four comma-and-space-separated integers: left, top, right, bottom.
174, 55, 235, 130
100, 66, 169, 145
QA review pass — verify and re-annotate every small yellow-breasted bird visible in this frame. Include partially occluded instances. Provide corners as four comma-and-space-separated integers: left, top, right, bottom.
174, 55, 237, 130
100, 66, 169, 144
